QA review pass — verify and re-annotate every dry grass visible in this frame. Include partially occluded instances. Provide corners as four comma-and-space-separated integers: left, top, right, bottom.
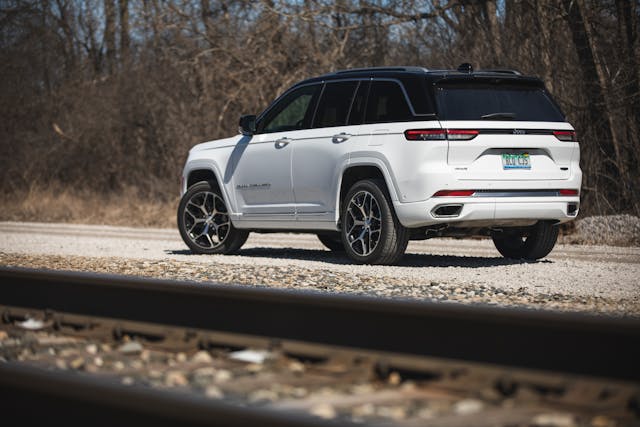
0, 185, 177, 228
3, 186, 639, 247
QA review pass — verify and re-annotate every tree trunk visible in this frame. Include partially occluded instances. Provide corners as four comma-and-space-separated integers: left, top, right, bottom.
562, 0, 622, 206
577, 0, 625, 191
104, 0, 116, 74
615, 0, 640, 127
55, 0, 77, 73
40, 0, 52, 93
614, 0, 640, 214
535, 0, 554, 94
454, 1, 485, 66
119, 0, 130, 64
483, 0, 502, 65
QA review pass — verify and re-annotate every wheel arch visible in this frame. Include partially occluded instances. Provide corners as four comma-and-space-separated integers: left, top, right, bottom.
183, 160, 238, 215
335, 161, 400, 225
187, 169, 220, 192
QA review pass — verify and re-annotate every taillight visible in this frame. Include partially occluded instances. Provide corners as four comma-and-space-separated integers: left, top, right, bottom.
404, 129, 446, 140
553, 130, 576, 141
404, 129, 478, 141
446, 129, 479, 140
433, 190, 476, 197
559, 189, 579, 196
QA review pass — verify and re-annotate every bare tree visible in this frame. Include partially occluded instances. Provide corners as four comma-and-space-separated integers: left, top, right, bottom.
1, 0, 638, 215
119, 0, 129, 63
104, 0, 116, 73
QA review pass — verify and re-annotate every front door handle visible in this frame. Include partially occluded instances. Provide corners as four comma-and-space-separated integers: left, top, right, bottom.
332, 132, 352, 143
275, 138, 291, 148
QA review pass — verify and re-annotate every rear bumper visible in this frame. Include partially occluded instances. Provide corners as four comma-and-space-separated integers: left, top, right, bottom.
394, 196, 580, 228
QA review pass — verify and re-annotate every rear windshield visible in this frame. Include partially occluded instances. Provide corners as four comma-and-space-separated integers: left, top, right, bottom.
434, 82, 565, 122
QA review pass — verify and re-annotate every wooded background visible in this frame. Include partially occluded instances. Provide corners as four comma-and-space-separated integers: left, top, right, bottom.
1, 0, 639, 219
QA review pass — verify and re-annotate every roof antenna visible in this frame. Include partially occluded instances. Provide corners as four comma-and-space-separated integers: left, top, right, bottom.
457, 63, 473, 73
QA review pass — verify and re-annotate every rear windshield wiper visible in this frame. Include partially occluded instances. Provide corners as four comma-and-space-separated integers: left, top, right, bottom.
481, 112, 516, 120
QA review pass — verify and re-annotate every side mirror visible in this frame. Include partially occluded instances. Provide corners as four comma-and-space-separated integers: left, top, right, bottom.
239, 114, 256, 136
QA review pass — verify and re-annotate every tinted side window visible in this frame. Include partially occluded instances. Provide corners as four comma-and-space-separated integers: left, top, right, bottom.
365, 81, 413, 124
347, 81, 369, 125
400, 77, 435, 115
313, 81, 359, 128
259, 84, 320, 133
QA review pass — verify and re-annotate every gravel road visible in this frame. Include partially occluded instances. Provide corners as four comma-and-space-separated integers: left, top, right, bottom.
1, 221, 639, 316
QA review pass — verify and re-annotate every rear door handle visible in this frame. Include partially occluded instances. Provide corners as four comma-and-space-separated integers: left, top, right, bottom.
332, 132, 352, 143
275, 138, 291, 148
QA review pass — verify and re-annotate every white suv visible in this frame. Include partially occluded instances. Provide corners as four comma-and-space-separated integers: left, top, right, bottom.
178, 65, 581, 264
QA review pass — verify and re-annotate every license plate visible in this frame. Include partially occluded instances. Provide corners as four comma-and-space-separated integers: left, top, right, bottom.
502, 152, 531, 169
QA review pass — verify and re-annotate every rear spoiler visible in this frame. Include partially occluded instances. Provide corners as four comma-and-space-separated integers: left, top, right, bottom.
433, 74, 544, 87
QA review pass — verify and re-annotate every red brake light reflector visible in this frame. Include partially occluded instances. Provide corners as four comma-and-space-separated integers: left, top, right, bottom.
553, 130, 576, 141
559, 189, 579, 196
433, 190, 476, 197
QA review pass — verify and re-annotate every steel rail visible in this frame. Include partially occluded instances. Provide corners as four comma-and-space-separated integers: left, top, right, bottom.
0, 362, 336, 427
1, 266, 639, 382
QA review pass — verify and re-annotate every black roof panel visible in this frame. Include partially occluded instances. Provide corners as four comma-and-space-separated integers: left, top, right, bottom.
293, 66, 542, 89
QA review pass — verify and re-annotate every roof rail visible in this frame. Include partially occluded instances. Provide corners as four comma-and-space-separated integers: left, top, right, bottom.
332, 66, 428, 75
479, 68, 522, 75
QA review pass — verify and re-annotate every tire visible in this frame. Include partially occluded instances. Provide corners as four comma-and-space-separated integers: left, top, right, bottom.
492, 221, 559, 260
177, 181, 249, 254
317, 233, 344, 251
340, 179, 409, 265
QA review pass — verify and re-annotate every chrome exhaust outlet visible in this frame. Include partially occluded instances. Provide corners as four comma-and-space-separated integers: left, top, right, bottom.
431, 204, 463, 218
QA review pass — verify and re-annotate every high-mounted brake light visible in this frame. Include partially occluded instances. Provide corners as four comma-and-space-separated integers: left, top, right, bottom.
405, 129, 479, 141
553, 130, 576, 142
433, 190, 476, 197
559, 189, 579, 196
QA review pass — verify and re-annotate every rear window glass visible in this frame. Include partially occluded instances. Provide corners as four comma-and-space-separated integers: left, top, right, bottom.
435, 83, 565, 122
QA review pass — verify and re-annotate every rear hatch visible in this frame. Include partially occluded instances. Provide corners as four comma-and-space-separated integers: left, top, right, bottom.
434, 78, 576, 181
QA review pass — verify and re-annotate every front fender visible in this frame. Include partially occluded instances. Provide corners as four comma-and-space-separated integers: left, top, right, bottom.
182, 159, 239, 216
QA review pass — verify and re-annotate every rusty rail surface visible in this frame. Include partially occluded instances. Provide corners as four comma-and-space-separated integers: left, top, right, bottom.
1, 267, 639, 380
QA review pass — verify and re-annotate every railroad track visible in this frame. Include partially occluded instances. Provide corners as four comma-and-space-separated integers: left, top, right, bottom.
1, 267, 639, 426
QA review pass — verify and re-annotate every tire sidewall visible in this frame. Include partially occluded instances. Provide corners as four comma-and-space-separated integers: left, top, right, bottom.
492, 221, 558, 260
317, 233, 345, 252
177, 181, 238, 254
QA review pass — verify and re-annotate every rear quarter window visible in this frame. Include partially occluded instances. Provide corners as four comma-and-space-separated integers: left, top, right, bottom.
435, 82, 565, 122
365, 81, 414, 124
